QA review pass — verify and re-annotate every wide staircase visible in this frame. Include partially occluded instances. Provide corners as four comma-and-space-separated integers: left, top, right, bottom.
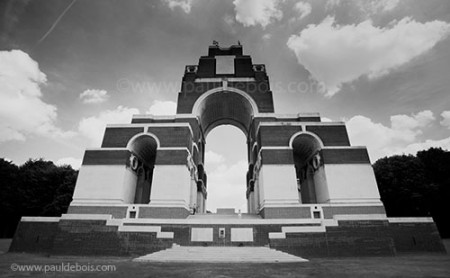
133, 245, 308, 263
186, 213, 263, 220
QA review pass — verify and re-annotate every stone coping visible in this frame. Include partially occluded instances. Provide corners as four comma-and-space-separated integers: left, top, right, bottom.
20, 214, 435, 226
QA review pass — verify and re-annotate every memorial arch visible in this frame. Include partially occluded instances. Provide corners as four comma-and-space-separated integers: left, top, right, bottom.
69, 43, 385, 217
12, 43, 445, 257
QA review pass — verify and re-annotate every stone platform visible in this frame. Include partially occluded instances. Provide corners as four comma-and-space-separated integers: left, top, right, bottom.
9, 213, 446, 257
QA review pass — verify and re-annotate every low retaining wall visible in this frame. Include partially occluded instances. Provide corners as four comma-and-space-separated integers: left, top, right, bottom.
9, 216, 446, 257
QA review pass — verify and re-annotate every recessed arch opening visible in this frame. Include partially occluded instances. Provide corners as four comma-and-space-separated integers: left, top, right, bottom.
127, 134, 158, 204
192, 87, 257, 137
291, 133, 326, 204
192, 88, 257, 213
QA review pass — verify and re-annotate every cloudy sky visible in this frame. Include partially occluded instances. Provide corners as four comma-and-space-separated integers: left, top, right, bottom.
1, 0, 450, 212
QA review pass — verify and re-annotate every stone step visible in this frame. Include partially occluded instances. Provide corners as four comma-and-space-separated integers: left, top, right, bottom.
133, 246, 308, 263
187, 213, 263, 219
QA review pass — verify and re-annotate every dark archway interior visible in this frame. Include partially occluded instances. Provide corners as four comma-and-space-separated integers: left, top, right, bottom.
197, 91, 254, 137
292, 134, 322, 204
292, 134, 321, 169
128, 135, 158, 204
129, 136, 157, 166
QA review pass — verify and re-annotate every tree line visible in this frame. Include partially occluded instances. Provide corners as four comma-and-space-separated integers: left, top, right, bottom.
374, 148, 450, 238
0, 147, 449, 238
0, 158, 77, 238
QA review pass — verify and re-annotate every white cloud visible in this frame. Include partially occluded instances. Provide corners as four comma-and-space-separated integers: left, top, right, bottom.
224, 14, 235, 26
325, 0, 340, 10
287, 17, 450, 96
391, 110, 434, 131
223, 14, 238, 35
294, 2, 312, 20
162, 0, 193, 14
402, 137, 450, 156
440, 111, 450, 129
361, 0, 400, 13
326, 0, 400, 15
77, 100, 176, 146
0, 49, 74, 142
233, 0, 283, 28
346, 110, 449, 162
55, 157, 82, 169
205, 150, 225, 164
262, 33, 272, 40
80, 89, 109, 104
206, 159, 248, 212
3, 157, 13, 163
78, 105, 139, 147
146, 100, 176, 116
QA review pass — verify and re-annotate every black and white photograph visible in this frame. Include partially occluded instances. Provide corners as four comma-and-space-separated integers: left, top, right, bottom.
1, 0, 449, 276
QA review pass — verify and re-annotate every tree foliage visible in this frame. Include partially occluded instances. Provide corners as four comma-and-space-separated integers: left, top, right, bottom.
0, 158, 77, 238
373, 148, 450, 237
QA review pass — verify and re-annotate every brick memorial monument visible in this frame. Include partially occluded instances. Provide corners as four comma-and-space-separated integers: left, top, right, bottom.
10, 44, 445, 257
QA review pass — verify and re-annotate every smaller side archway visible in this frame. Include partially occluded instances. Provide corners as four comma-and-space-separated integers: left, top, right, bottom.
291, 133, 327, 204
127, 134, 158, 204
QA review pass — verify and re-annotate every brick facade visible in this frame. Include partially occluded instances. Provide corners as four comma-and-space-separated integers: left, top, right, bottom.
138, 207, 191, 219
270, 220, 445, 257
321, 148, 371, 164
67, 206, 128, 218
259, 207, 311, 219
322, 206, 386, 219
305, 125, 351, 146
9, 221, 59, 253
101, 127, 144, 148
10, 218, 446, 257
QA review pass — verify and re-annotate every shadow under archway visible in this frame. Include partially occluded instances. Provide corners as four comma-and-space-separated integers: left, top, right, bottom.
127, 135, 157, 204
196, 90, 255, 137
292, 133, 326, 204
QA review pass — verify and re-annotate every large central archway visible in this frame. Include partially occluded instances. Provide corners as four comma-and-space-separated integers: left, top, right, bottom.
193, 88, 256, 213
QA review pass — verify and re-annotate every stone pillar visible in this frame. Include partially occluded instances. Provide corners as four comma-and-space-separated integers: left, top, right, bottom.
147, 165, 191, 212
190, 171, 198, 212
196, 190, 205, 213
313, 166, 329, 203
247, 191, 254, 213
323, 163, 382, 204
258, 165, 300, 207
71, 153, 138, 205
123, 166, 139, 204
254, 175, 261, 213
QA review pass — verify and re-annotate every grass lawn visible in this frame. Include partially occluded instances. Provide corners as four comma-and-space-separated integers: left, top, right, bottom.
0, 252, 449, 278
0, 239, 12, 254
1, 239, 449, 277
